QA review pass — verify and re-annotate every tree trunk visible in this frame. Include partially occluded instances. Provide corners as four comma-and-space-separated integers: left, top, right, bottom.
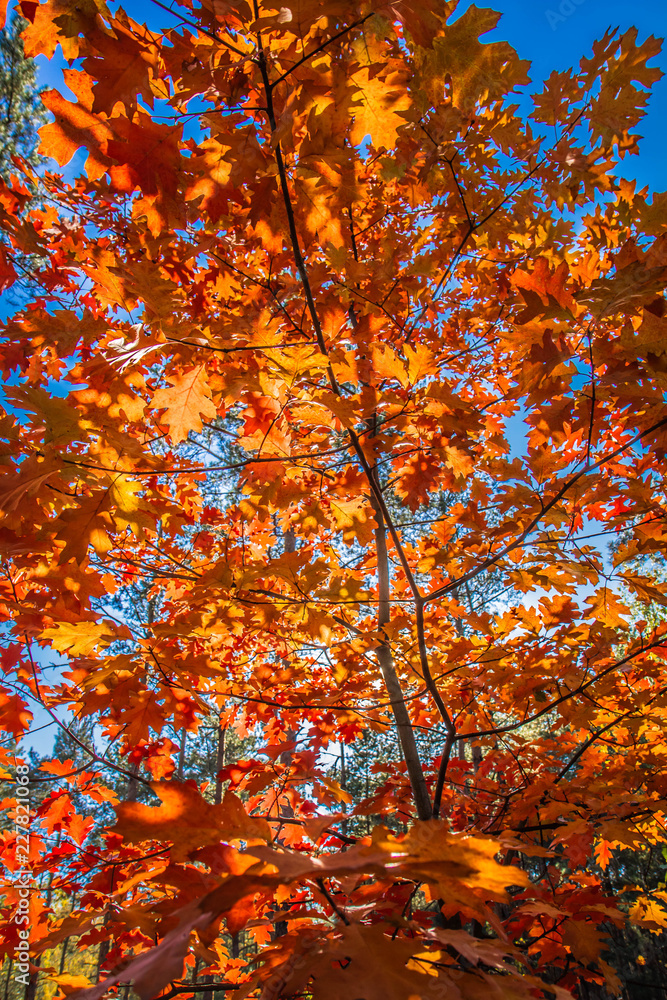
214, 721, 226, 805
370, 489, 432, 820
177, 727, 187, 780
4, 959, 12, 1000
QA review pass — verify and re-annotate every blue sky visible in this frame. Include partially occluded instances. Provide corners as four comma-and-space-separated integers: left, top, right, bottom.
488, 0, 666, 192
30, 0, 666, 194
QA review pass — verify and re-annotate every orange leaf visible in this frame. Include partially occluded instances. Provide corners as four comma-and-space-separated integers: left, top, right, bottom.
148, 366, 217, 443
21, 0, 110, 59
0, 690, 32, 738
113, 782, 271, 861
38, 86, 113, 180
595, 839, 614, 870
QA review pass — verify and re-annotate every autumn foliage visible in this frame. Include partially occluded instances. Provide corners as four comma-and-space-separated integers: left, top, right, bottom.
0, 0, 667, 997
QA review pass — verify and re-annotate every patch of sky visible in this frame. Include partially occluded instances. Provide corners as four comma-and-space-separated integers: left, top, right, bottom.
475, 0, 667, 195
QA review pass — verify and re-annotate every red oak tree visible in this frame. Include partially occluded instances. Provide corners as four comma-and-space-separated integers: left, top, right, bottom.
0, 1, 666, 998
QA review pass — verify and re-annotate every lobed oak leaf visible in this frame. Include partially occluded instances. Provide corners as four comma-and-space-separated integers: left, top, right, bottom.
81, 247, 139, 311
20, 0, 111, 60
31, 910, 104, 956
512, 258, 576, 320
395, 451, 441, 510
0, 690, 32, 738
8, 386, 87, 448
349, 63, 411, 150
562, 920, 613, 981
64, 812, 94, 846
292, 923, 437, 1000
404, 343, 437, 384
584, 589, 630, 628
629, 896, 667, 932
396, 821, 528, 903
37, 790, 74, 833
38, 86, 113, 180
444, 445, 474, 480
371, 344, 409, 388
329, 495, 376, 547
148, 366, 218, 443
0, 455, 61, 515
55, 483, 139, 565
40, 758, 79, 776
302, 812, 347, 843
418, 5, 530, 112
81, 16, 161, 117
267, 344, 328, 389
113, 782, 271, 861
118, 688, 161, 745
596, 820, 644, 850
41, 620, 120, 656
579, 258, 667, 317
595, 839, 614, 870
430, 926, 523, 972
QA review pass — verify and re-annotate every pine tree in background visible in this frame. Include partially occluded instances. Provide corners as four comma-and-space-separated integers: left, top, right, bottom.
0, 13, 47, 302
0, 14, 46, 181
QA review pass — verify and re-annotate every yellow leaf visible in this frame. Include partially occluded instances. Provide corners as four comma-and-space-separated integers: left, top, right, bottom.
629, 897, 667, 931
585, 589, 630, 627
51, 974, 92, 997
329, 496, 376, 547
372, 344, 409, 388
41, 621, 118, 656
444, 445, 474, 480
148, 366, 217, 443
350, 38, 410, 149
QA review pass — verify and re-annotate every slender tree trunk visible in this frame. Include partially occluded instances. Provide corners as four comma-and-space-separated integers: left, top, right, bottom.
274, 729, 295, 938
125, 762, 139, 802
214, 721, 226, 806
58, 939, 69, 974
24, 957, 40, 1000
370, 489, 432, 820
4, 958, 12, 1000
177, 728, 187, 780
274, 523, 296, 938
24, 850, 61, 1000
96, 939, 110, 982
340, 741, 348, 836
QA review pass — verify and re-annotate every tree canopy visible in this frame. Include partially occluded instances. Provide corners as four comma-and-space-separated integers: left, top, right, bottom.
0, 1, 666, 998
